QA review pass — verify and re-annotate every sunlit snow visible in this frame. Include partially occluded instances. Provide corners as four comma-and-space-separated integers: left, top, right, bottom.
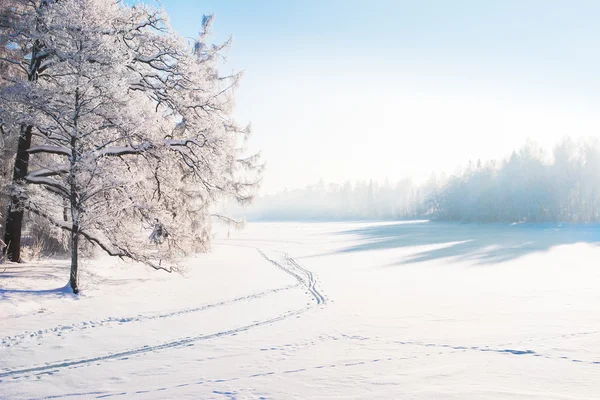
2, 221, 599, 399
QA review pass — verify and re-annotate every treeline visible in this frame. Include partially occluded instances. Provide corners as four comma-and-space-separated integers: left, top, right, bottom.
432, 138, 600, 222
235, 179, 428, 221
241, 138, 600, 223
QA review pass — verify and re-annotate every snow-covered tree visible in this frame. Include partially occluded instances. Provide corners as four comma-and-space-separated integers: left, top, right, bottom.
424, 138, 600, 223
0, 0, 261, 293
1, 0, 57, 261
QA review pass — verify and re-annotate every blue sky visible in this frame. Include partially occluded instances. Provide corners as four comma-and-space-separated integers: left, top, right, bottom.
144, 0, 600, 193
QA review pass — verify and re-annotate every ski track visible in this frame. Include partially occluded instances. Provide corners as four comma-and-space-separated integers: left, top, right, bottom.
283, 252, 326, 305
24, 332, 600, 400
0, 247, 328, 381
25, 356, 399, 400
0, 284, 300, 349
0, 307, 311, 380
256, 249, 326, 305
1, 242, 597, 392
334, 333, 600, 366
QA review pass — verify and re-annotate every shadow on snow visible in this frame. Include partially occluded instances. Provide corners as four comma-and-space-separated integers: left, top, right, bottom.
0, 284, 75, 300
0, 263, 76, 299
333, 220, 600, 266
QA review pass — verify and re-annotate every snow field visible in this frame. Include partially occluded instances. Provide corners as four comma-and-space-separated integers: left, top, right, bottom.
1, 221, 600, 399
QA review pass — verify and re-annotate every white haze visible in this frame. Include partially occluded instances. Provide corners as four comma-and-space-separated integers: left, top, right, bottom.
233, 71, 600, 195
233, 137, 600, 222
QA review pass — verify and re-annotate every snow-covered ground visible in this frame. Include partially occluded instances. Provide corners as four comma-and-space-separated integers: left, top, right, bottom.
2, 221, 600, 399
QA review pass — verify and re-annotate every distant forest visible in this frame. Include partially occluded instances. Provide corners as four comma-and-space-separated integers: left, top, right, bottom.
239, 138, 600, 223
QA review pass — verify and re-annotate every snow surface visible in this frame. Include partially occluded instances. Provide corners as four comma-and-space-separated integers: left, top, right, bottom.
1, 221, 600, 399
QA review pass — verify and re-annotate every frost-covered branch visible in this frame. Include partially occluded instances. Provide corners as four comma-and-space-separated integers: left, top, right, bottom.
0, 0, 261, 292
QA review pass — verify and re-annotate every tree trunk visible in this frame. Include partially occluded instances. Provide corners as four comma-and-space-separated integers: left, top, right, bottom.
3, 124, 34, 262
69, 224, 79, 294
68, 87, 80, 294
63, 198, 68, 222
3, 30, 44, 262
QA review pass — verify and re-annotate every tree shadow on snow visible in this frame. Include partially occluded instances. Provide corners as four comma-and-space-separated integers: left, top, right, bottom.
0, 263, 76, 299
0, 263, 67, 280
0, 284, 76, 300
333, 221, 600, 266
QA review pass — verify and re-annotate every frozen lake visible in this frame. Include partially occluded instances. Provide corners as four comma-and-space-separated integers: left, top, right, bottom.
2, 221, 600, 399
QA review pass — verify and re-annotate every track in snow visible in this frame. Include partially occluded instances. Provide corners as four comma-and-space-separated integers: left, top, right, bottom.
284, 252, 326, 305
1, 284, 299, 349
0, 247, 327, 380
25, 356, 398, 400
256, 249, 326, 305
0, 307, 310, 380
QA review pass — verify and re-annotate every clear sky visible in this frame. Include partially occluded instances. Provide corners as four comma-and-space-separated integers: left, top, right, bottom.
145, 0, 600, 193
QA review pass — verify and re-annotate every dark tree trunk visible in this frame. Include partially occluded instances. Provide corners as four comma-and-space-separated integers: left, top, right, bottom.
3, 124, 34, 262
63, 198, 68, 222
69, 224, 79, 294
3, 26, 45, 262
68, 87, 80, 294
